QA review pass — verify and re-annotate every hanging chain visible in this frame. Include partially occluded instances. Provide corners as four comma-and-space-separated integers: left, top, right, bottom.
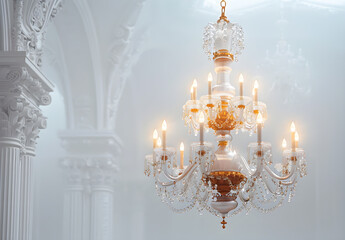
218, 0, 229, 23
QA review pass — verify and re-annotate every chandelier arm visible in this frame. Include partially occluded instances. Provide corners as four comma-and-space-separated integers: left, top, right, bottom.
263, 162, 296, 181
261, 175, 286, 195
161, 161, 198, 181
239, 155, 263, 177
280, 174, 298, 186
239, 189, 250, 202
155, 178, 176, 187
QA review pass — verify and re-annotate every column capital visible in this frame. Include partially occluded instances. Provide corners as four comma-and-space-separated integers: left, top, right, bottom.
60, 131, 122, 186
0, 52, 52, 148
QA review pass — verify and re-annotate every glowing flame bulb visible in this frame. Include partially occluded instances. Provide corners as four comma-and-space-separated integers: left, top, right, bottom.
162, 120, 167, 131
295, 131, 299, 142
180, 142, 184, 151
239, 74, 244, 83
257, 112, 263, 124
290, 122, 296, 132
153, 129, 158, 140
190, 86, 194, 94
282, 138, 287, 149
199, 112, 205, 123
254, 80, 259, 89
157, 137, 162, 147
208, 73, 213, 82
193, 79, 198, 88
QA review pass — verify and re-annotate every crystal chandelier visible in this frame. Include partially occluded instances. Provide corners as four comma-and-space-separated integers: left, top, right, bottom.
144, 0, 307, 229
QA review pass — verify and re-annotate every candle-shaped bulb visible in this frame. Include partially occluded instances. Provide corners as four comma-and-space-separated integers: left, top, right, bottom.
190, 86, 194, 94
282, 138, 287, 149
256, 112, 263, 124
239, 74, 244, 83
157, 137, 162, 147
193, 79, 198, 88
153, 129, 158, 140
162, 120, 167, 131
254, 80, 259, 89
208, 73, 213, 83
295, 131, 299, 142
290, 122, 296, 132
199, 112, 205, 123
180, 142, 184, 151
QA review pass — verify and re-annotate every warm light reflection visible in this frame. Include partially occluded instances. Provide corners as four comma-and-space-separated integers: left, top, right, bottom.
180, 142, 184, 151
208, 72, 213, 82
290, 122, 296, 132
153, 129, 158, 140
239, 74, 244, 83
193, 79, 198, 87
254, 80, 259, 89
295, 132, 299, 142
199, 112, 205, 123
162, 120, 167, 131
256, 112, 263, 123
157, 137, 162, 147
282, 138, 287, 149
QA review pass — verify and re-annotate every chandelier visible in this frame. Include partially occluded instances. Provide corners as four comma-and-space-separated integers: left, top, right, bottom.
144, 0, 307, 229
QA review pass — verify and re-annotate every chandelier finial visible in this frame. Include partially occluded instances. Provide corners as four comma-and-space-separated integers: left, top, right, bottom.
221, 217, 227, 229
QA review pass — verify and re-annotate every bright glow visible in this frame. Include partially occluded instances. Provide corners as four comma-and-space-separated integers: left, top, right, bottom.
208, 72, 213, 82
193, 79, 198, 88
239, 74, 244, 83
153, 129, 158, 140
290, 122, 296, 132
157, 137, 162, 147
180, 142, 184, 151
256, 112, 263, 123
162, 120, 167, 131
190, 86, 194, 93
282, 138, 287, 148
199, 112, 205, 123
254, 80, 259, 89
252, 88, 255, 96
295, 132, 299, 142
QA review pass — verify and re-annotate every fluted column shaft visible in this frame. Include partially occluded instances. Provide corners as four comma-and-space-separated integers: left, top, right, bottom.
63, 185, 84, 240
90, 186, 114, 240
0, 139, 21, 240
19, 147, 35, 240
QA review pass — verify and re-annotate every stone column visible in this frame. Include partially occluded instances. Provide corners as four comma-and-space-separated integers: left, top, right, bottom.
1, 1, 62, 239
60, 132, 121, 240
0, 53, 53, 240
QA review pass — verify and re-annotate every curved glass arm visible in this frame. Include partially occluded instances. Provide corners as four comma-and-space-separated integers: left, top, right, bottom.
238, 188, 250, 202
239, 154, 263, 177
263, 162, 296, 181
281, 173, 298, 186
161, 161, 197, 181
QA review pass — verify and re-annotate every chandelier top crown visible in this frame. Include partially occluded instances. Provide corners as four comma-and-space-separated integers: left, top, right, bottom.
203, 0, 244, 61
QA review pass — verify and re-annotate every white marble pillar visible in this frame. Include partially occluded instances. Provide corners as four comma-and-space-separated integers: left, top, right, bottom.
0, 139, 21, 240
19, 148, 34, 240
0, 53, 53, 240
60, 132, 120, 240
90, 176, 114, 240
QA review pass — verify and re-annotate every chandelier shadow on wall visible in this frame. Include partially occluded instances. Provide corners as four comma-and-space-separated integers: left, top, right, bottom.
144, 0, 307, 229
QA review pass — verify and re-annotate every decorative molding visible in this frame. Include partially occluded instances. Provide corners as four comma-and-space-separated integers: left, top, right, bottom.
60, 131, 122, 186
0, 52, 53, 149
106, 0, 147, 129
12, 0, 63, 67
